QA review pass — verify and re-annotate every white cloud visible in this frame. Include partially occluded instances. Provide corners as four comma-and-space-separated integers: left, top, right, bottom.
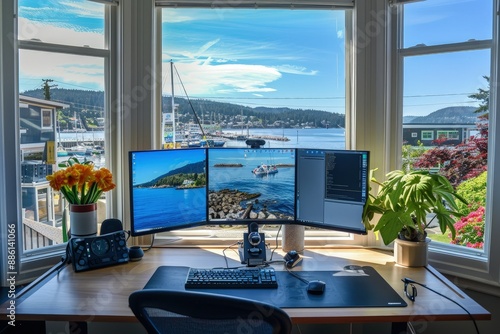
19, 50, 104, 91
164, 62, 281, 95
274, 65, 317, 76
18, 18, 104, 48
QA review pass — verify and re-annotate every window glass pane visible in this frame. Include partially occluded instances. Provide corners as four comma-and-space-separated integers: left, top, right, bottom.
19, 50, 105, 252
402, 49, 489, 250
162, 8, 346, 150
18, 0, 105, 49
403, 0, 492, 48
160, 8, 350, 240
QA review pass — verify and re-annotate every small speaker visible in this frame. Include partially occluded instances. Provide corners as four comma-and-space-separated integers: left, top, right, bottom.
100, 218, 123, 235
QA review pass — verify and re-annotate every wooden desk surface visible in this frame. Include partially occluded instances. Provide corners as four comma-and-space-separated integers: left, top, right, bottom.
4, 247, 491, 324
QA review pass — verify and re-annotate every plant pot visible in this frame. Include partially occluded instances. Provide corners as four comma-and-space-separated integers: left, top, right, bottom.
394, 237, 430, 267
69, 203, 98, 238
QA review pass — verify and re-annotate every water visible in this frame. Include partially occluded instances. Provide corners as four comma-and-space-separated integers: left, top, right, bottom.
58, 127, 345, 149
223, 127, 345, 149
132, 187, 206, 232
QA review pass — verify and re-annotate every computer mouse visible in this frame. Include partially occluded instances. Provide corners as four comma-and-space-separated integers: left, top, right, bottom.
307, 280, 326, 295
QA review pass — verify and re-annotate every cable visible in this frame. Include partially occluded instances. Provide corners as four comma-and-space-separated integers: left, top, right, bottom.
284, 264, 309, 285
268, 224, 282, 262
222, 240, 243, 268
402, 278, 480, 334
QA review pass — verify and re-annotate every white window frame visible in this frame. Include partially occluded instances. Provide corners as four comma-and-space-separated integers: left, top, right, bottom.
421, 130, 433, 140
390, 0, 500, 287
40, 108, 52, 129
0, 0, 115, 285
150, 2, 363, 247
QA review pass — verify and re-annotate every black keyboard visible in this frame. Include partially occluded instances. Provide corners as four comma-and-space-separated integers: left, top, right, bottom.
185, 267, 278, 289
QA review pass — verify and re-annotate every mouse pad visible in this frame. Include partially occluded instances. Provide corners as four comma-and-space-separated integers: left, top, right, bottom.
143, 266, 407, 308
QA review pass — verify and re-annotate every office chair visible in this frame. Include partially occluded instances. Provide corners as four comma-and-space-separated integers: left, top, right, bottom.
129, 289, 292, 334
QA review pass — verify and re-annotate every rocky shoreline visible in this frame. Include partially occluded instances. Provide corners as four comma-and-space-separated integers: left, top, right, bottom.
208, 189, 293, 221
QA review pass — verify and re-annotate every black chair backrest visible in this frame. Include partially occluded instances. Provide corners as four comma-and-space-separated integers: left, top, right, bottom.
129, 289, 292, 334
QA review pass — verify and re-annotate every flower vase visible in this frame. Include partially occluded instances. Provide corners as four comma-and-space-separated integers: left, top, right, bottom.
69, 203, 98, 238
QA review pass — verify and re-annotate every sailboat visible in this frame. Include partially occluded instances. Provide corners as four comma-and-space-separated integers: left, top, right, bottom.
162, 61, 226, 149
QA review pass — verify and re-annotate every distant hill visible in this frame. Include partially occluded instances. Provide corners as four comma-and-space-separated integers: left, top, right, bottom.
406, 106, 480, 124
21, 88, 345, 129
21, 88, 483, 128
135, 160, 205, 188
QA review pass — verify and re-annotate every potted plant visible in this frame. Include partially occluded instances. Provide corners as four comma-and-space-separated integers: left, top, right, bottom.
46, 157, 115, 240
362, 169, 466, 266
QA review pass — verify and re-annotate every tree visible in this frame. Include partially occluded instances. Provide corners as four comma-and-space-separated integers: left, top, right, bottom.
413, 78, 489, 187
468, 76, 489, 119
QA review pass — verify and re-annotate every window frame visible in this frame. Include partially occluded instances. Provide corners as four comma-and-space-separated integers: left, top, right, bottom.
152, 3, 363, 247
390, 0, 500, 285
0, 0, 115, 285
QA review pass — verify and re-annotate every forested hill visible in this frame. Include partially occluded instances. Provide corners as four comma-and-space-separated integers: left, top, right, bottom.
404, 106, 481, 124
21, 88, 345, 129
134, 160, 206, 188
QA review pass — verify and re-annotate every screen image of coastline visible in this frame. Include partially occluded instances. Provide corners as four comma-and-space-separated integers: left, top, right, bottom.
208, 148, 296, 223
130, 149, 207, 236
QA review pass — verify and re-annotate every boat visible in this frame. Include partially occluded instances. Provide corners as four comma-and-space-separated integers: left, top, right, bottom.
252, 164, 278, 176
57, 146, 68, 157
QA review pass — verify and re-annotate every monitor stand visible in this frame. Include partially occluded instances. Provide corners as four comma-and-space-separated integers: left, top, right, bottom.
238, 244, 271, 266
240, 223, 267, 266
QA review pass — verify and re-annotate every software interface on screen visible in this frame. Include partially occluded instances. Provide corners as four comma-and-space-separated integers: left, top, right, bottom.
296, 149, 369, 234
207, 148, 296, 223
129, 149, 207, 236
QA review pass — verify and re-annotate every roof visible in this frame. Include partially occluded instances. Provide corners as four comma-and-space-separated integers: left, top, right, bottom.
19, 95, 70, 109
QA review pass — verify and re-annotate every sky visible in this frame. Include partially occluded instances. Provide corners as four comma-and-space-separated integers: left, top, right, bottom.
131, 149, 205, 185
17, 0, 492, 117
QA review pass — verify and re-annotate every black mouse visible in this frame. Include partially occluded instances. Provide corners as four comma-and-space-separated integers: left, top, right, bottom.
307, 280, 326, 295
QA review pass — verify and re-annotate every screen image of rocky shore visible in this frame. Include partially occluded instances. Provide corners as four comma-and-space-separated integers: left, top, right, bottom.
207, 148, 296, 222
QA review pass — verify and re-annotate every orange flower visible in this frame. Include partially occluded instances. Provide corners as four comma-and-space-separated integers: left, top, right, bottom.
46, 157, 115, 204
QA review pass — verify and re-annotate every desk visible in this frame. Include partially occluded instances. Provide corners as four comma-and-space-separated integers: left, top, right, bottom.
3, 248, 491, 332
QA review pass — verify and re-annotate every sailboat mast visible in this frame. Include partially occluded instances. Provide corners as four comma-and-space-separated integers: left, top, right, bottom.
171, 61, 176, 147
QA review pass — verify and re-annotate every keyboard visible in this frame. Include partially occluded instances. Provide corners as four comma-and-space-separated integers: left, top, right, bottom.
185, 267, 278, 289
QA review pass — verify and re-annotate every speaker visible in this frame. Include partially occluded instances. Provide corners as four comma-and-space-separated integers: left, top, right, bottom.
100, 218, 123, 235
242, 223, 266, 266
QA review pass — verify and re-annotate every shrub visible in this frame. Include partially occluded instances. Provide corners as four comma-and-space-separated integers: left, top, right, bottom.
451, 206, 485, 249
455, 171, 487, 215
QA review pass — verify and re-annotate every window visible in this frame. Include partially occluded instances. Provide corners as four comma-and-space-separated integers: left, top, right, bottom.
393, 0, 498, 280
421, 131, 433, 140
436, 130, 459, 141
41, 109, 52, 129
0, 0, 113, 284
157, 4, 356, 245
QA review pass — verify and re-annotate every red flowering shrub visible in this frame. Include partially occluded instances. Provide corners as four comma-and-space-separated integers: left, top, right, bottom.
451, 206, 485, 249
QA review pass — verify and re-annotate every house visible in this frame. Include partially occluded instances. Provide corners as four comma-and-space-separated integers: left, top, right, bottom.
19, 95, 69, 160
403, 123, 479, 146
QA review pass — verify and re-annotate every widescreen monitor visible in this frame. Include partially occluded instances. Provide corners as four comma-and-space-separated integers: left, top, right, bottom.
207, 148, 296, 223
129, 148, 207, 236
296, 149, 369, 234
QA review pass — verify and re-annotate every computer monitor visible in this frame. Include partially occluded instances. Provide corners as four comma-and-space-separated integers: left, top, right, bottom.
295, 149, 369, 234
207, 148, 296, 223
129, 148, 207, 236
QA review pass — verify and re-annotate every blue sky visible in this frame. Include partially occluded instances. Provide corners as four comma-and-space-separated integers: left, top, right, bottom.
17, 0, 492, 116
131, 149, 205, 185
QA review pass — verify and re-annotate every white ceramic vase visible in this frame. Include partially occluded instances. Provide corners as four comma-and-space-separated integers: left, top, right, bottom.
69, 203, 98, 238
